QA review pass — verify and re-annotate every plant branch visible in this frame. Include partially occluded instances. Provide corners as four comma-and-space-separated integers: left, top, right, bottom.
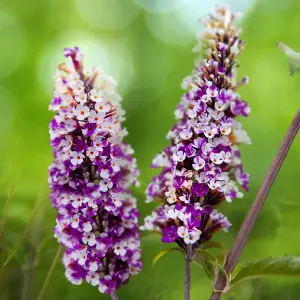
210, 109, 300, 300
36, 246, 62, 300
185, 257, 191, 300
0, 182, 16, 280
185, 245, 193, 300
110, 290, 119, 300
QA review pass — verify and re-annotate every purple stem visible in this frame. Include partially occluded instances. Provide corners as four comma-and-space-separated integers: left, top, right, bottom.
210, 109, 300, 300
110, 291, 119, 300
185, 245, 193, 300
185, 257, 191, 300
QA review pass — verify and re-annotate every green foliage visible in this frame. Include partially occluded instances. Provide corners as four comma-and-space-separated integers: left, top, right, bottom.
1, 0, 300, 299
152, 247, 184, 269
231, 256, 300, 288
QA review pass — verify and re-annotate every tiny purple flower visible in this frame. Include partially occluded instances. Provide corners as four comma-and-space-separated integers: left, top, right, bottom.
49, 47, 142, 294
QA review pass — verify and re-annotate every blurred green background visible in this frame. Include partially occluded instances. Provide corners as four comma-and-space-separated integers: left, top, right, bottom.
0, 0, 300, 299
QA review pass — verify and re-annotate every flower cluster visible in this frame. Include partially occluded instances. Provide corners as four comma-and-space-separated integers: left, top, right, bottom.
49, 47, 142, 294
141, 6, 250, 257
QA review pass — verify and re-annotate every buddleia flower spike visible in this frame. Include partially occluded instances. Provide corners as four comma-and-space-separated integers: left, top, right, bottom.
49, 47, 142, 298
141, 5, 250, 298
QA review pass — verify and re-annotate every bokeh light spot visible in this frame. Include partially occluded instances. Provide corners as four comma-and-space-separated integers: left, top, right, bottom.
75, 0, 141, 30
0, 10, 26, 78
0, 86, 14, 137
145, 0, 253, 46
37, 31, 135, 98
135, 0, 188, 14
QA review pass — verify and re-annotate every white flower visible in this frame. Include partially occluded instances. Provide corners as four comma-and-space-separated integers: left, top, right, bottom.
74, 104, 90, 120
187, 109, 197, 119
88, 110, 104, 123
166, 206, 178, 219
75, 93, 87, 104
184, 230, 201, 244
210, 152, 224, 165
65, 119, 77, 132
166, 192, 177, 204
99, 178, 113, 192
114, 242, 126, 256
204, 126, 218, 139
221, 151, 232, 163
65, 269, 82, 285
71, 214, 79, 228
206, 85, 219, 98
111, 160, 121, 172
70, 151, 84, 165
90, 89, 104, 102
215, 101, 226, 111
82, 220, 93, 232
86, 271, 99, 286
199, 112, 211, 124
99, 276, 112, 293
88, 261, 99, 272
95, 101, 110, 113
192, 156, 205, 170
72, 81, 85, 95
86, 147, 99, 160
112, 195, 122, 207
177, 209, 191, 222
208, 108, 224, 120
140, 215, 155, 230
152, 153, 170, 168
179, 194, 189, 203
232, 121, 251, 144
71, 194, 83, 208
220, 123, 231, 135
60, 135, 73, 150
180, 128, 193, 140
87, 199, 98, 210
182, 180, 193, 189
173, 150, 186, 162
82, 232, 96, 246
178, 226, 189, 238
208, 178, 221, 190
201, 95, 211, 103
77, 251, 87, 265
195, 172, 209, 183
100, 167, 110, 179
93, 136, 104, 151
194, 122, 206, 134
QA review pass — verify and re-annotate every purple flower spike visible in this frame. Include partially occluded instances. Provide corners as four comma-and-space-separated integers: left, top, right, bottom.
49, 47, 142, 294
141, 6, 250, 257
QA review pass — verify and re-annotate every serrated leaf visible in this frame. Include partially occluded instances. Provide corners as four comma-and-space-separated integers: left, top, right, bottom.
231, 256, 300, 288
152, 247, 184, 269
277, 41, 300, 76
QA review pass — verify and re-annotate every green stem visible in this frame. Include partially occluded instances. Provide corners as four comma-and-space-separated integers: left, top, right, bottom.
36, 246, 62, 300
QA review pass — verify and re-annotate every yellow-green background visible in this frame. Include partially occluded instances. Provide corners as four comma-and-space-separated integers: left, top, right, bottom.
0, 0, 300, 299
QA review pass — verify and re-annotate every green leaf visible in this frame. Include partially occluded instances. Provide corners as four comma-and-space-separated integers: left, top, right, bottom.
231, 256, 300, 287
193, 248, 230, 291
152, 247, 184, 269
193, 248, 218, 280
200, 241, 227, 267
277, 41, 300, 76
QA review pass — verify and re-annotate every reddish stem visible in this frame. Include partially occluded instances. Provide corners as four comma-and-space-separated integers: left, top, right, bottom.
210, 109, 300, 300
